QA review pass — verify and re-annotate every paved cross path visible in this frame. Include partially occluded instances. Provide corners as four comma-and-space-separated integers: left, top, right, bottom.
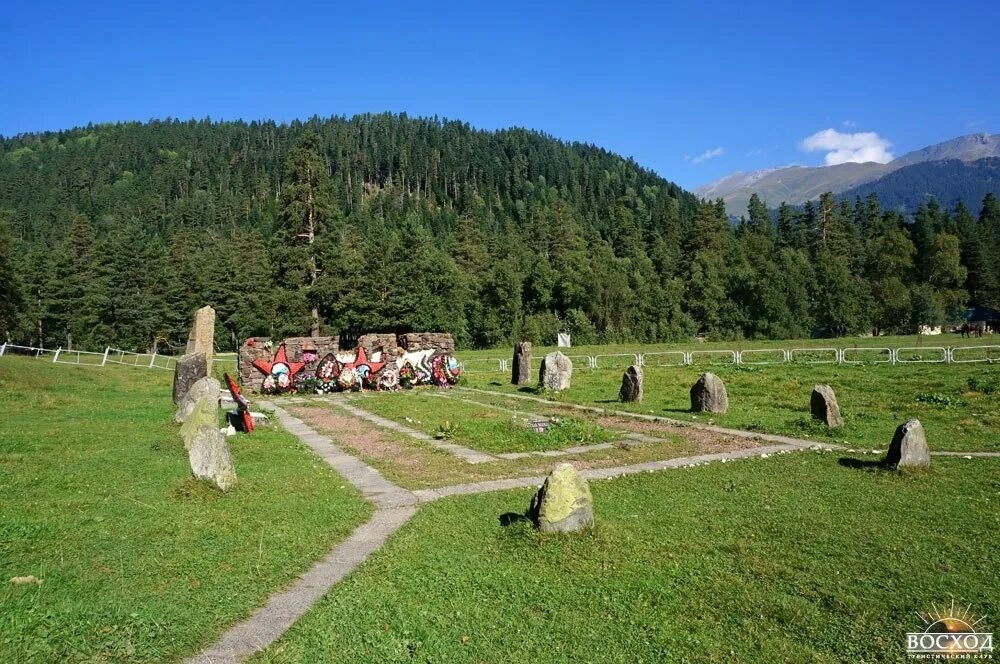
190, 394, 998, 662
329, 396, 497, 464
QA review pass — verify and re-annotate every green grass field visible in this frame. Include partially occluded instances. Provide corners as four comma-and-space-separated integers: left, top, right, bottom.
350, 391, 619, 453
4, 333, 1000, 663
253, 452, 1000, 663
457, 339, 1000, 453
0, 356, 371, 662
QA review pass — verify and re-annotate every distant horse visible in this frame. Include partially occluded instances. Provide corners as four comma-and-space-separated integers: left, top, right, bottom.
960, 321, 987, 338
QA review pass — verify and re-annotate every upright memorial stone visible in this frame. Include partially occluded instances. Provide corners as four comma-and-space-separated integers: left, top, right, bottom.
512, 341, 532, 386
885, 419, 930, 468
619, 365, 643, 403
539, 351, 573, 391
528, 463, 594, 534
690, 372, 728, 413
810, 384, 844, 428
172, 352, 208, 406
186, 305, 216, 362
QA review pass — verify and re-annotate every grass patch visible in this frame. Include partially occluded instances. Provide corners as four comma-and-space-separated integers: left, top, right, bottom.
349, 391, 618, 453
0, 357, 371, 662
462, 361, 1000, 452
254, 452, 1000, 663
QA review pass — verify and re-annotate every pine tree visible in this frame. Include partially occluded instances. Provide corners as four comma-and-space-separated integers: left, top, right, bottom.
0, 213, 25, 340
278, 131, 337, 336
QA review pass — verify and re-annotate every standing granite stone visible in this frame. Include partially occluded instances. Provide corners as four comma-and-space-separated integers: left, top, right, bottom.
690, 372, 728, 413
172, 352, 208, 405
188, 426, 237, 491
180, 395, 220, 450
175, 376, 221, 424
512, 342, 532, 386
885, 419, 930, 468
619, 365, 643, 403
185, 306, 216, 362
810, 384, 844, 428
528, 463, 594, 534
538, 351, 573, 391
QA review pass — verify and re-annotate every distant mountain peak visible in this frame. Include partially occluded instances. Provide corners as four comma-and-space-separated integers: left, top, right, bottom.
696, 131, 999, 215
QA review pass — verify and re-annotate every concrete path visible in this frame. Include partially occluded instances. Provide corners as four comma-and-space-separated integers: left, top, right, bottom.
431, 391, 665, 460
458, 387, 846, 451
413, 442, 800, 502
190, 395, 998, 663
331, 397, 497, 464
187, 403, 420, 664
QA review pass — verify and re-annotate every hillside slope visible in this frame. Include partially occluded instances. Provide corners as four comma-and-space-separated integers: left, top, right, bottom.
839, 158, 1000, 211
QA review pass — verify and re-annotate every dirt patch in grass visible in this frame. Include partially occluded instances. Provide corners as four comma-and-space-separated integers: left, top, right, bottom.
290, 406, 431, 475
596, 416, 764, 453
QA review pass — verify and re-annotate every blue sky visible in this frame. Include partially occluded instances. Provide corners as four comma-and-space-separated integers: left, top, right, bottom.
2, 0, 998, 189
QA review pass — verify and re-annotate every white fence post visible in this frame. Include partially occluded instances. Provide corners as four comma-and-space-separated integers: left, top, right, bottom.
0, 342, 5, 357
148, 353, 157, 369
102, 347, 110, 366
53, 347, 61, 363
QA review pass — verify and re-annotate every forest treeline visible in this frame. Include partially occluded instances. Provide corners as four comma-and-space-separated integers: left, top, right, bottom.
0, 114, 998, 352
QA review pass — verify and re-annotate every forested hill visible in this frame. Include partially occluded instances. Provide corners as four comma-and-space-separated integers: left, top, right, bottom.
838, 158, 1000, 214
0, 113, 998, 353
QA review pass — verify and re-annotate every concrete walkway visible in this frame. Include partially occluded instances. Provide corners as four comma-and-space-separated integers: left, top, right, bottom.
190, 395, 998, 663
331, 397, 497, 464
187, 403, 420, 664
457, 386, 846, 451
413, 442, 800, 502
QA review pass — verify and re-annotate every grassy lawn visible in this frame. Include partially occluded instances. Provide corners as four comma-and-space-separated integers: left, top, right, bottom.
461, 361, 1000, 453
254, 452, 1000, 663
0, 356, 372, 663
348, 391, 619, 453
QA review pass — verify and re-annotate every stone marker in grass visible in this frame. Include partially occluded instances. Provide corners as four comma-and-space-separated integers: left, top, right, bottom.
810, 384, 844, 428
619, 365, 643, 403
188, 426, 237, 491
690, 372, 728, 413
539, 351, 572, 391
186, 305, 216, 362
512, 341, 532, 386
175, 376, 221, 424
180, 395, 220, 450
528, 463, 594, 533
885, 419, 930, 469
172, 352, 208, 405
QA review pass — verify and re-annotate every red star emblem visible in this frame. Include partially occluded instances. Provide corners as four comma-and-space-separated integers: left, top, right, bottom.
342, 346, 387, 383
252, 343, 306, 380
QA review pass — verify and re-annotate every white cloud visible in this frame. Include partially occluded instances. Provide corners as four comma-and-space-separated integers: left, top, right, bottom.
799, 128, 894, 165
689, 146, 724, 164
842, 119, 857, 127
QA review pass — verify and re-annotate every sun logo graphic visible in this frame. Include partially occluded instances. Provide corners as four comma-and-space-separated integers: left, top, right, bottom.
907, 600, 993, 659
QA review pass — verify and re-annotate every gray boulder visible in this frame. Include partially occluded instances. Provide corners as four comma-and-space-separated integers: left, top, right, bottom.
528, 463, 594, 534
619, 365, 643, 403
810, 384, 844, 428
188, 426, 237, 491
539, 351, 573, 391
690, 372, 728, 413
172, 352, 208, 405
174, 376, 221, 424
885, 419, 930, 469
180, 395, 220, 450
512, 341, 532, 386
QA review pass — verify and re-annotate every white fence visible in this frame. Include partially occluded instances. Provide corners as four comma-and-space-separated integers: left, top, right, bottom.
5, 342, 998, 375
457, 344, 1000, 373
0, 344, 234, 371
